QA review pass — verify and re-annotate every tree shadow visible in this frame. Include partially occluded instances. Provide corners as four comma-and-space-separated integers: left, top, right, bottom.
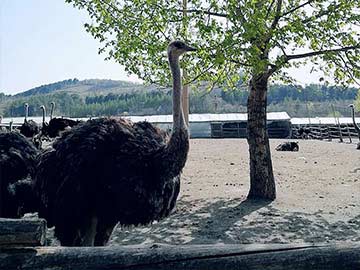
109, 198, 360, 246
109, 198, 271, 245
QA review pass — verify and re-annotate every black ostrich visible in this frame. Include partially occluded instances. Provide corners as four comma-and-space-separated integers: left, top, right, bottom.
39, 105, 51, 139
297, 126, 311, 139
33, 41, 195, 246
275, 141, 299, 151
45, 102, 81, 138
349, 104, 360, 149
20, 103, 39, 138
0, 121, 39, 218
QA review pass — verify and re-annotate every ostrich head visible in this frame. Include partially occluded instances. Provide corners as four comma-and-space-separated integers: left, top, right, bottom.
168, 40, 196, 58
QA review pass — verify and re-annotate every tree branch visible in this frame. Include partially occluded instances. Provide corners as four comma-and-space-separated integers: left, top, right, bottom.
301, 3, 342, 24
265, 0, 276, 21
269, 0, 283, 31
285, 45, 360, 61
280, 0, 316, 18
175, 9, 228, 18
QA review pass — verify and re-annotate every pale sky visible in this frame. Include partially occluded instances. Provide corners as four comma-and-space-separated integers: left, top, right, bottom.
0, 0, 322, 95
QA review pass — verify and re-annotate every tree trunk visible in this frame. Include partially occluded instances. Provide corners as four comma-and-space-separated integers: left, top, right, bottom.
246, 73, 276, 200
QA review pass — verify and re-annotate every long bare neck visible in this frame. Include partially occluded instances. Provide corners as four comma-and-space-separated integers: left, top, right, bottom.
351, 106, 360, 133
50, 103, 55, 119
25, 106, 28, 122
42, 108, 46, 125
169, 52, 186, 132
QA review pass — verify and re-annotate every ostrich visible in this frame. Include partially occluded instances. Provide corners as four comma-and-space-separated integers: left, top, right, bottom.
39, 105, 50, 138
20, 103, 39, 138
349, 104, 360, 149
45, 101, 81, 138
0, 120, 39, 218
275, 141, 299, 151
0, 115, 5, 132
33, 40, 195, 246
297, 126, 311, 139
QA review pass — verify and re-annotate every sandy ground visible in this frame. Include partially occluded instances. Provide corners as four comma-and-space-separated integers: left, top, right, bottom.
108, 138, 360, 246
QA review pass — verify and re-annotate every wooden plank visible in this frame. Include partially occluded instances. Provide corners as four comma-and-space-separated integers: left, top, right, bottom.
0, 218, 46, 247
1, 242, 360, 270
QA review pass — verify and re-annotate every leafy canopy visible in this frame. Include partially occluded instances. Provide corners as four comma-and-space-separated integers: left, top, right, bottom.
66, 0, 360, 87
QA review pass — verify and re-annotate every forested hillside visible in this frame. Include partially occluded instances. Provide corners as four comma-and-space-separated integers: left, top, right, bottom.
0, 79, 358, 118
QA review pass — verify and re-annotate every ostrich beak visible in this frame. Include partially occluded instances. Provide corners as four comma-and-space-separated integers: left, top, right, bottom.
184, 44, 197, 52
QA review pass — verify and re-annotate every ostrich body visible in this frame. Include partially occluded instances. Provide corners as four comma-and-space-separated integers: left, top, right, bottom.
349, 104, 360, 149
33, 41, 195, 246
20, 103, 39, 138
0, 123, 39, 217
45, 102, 81, 137
275, 141, 299, 151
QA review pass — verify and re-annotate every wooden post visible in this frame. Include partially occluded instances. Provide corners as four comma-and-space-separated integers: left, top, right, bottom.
0, 218, 46, 247
331, 104, 343, 142
182, 77, 189, 127
1, 242, 360, 270
346, 123, 352, 143
181, 0, 190, 127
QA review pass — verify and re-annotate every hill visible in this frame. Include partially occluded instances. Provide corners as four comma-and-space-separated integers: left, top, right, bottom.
13, 78, 154, 98
0, 78, 358, 118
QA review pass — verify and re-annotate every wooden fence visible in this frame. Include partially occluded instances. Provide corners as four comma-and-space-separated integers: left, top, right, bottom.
1, 218, 360, 270
292, 124, 360, 143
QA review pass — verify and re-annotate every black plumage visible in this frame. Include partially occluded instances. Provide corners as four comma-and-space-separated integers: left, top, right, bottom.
42, 102, 81, 138
20, 120, 39, 138
0, 132, 39, 217
275, 141, 299, 151
20, 103, 39, 138
44, 117, 81, 138
34, 118, 188, 246
33, 41, 195, 246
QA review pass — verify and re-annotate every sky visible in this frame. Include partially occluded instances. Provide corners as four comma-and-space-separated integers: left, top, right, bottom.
0, 0, 323, 95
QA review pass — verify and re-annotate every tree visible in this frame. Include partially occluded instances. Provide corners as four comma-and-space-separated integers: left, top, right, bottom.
66, 0, 360, 200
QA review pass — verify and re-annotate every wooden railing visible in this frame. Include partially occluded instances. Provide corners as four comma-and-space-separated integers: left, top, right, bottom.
1, 218, 360, 270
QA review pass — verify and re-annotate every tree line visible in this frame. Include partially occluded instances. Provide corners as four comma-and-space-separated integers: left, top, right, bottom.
2, 84, 359, 118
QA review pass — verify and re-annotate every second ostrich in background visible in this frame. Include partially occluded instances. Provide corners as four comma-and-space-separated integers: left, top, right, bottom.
45, 101, 81, 137
349, 104, 360, 149
33, 41, 196, 246
20, 103, 39, 138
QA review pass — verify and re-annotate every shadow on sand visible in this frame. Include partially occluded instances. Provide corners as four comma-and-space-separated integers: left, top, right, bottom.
109, 197, 360, 246
39, 196, 360, 246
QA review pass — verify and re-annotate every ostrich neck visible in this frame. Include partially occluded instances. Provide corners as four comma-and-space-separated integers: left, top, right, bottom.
160, 52, 189, 177
351, 107, 360, 133
25, 106, 28, 121
42, 109, 46, 125
169, 53, 186, 132
50, 104, 54, 119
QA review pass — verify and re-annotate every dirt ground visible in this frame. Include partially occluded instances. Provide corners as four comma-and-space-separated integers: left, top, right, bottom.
109, 139, 360, 246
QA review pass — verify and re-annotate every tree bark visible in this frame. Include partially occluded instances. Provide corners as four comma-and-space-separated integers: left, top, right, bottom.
246, 73, 276, 200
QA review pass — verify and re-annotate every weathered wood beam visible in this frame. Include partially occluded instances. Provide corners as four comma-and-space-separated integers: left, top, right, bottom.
0, 218, 46, 247
1, 242, 360, 270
